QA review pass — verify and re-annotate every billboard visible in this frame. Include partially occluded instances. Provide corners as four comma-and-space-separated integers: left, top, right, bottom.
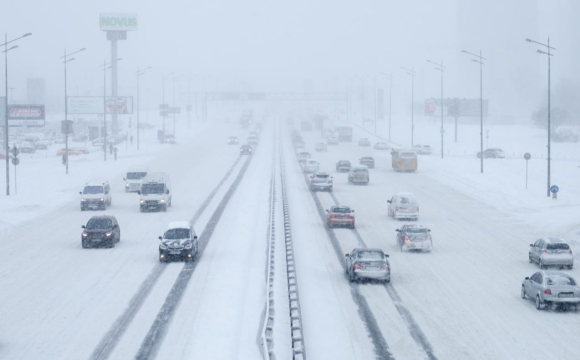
67, 96, 133, 114
7, 105, 45, 127
100, 13, 138, 31
425, 98, 489, 117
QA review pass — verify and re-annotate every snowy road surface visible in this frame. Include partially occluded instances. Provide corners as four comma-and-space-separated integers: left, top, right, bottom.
0, 120, 579, 360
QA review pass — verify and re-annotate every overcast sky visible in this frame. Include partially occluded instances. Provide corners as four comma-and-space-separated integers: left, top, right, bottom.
1, 0, 577, 119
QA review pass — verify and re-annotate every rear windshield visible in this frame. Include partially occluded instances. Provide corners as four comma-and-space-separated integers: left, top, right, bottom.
547, 243, 570, 250
407, 228, 429, 234
398, 196, 416, 205
86, 218, 112, 229
127, 172, 147, 180
83, 186, 104, 194
546, 276, 576, 286
362, 157, 373, 160
332, 207, 351, 213
315, 174, 329, 178
400, 152, 416, 158
164, 228, 190, 239
356, 251, 384, 260
353, 168, 367, 173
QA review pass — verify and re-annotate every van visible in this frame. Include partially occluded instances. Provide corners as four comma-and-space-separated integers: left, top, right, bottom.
391, 149, 418, 172
124, 166, 149, 192
388, 192, 419, 220
348, 165, 369, 185
303, 159, 320, 173
138, 172, 172, 212
80, 182, 112, 211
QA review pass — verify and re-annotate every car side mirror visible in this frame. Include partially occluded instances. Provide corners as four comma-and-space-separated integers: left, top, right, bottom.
158, 236, 162, 240
166, 190, 170, 194
529, 244, 533, 247
137, 190, 141, 195
351, 210, 355, 212
525, 277, 529, 280
385, 254, 390, 258
387, 200, 391, 203
79, 191, 82, 195
428, 229, 431, 232
194, 236, 198, 240
345, 254, 349, 257
123, 177, 126, 181
81, 225, 86, 229
325, 209, 329, 212
396, 229, 400, 232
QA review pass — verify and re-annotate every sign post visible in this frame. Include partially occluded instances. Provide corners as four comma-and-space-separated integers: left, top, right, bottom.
10, 146, 19, 194
550, 185, 559, 200
523, 153, 531, 189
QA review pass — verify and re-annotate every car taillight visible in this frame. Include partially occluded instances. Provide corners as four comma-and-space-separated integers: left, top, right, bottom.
395, 207, 399, 211
347, 215, 354, 219
417, 206, 419, 211
542, 250, 547, 253
429, 236, 432, 241
353, 264, 362, 270
330, 214, 338, 219
570, 249, 573, 254
329, 179, 333, 183
380, 264, 390, 270
544, 289, 552, 295
404, 236, 411, 243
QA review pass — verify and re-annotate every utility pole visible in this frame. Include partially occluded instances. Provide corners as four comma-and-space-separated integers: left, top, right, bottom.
427, 59, 446, 158
401, 67, 415, 146
461, 50, 486, 173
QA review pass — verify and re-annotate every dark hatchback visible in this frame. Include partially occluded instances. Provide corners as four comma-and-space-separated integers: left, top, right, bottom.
81, 215, 121, 248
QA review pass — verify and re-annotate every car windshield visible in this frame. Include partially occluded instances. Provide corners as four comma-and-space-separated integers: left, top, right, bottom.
332, 207, 351, 213
356, 251, 384, 260
353, 168, 366, 173
127, 172, 147, 180
401, 152, 416, 158
362, 157, 372, 160
164, 228, 190, 239
315, 174, 329, 178
83, 186, 104, 194
86, 218, 112, 229
398, 196, 416, 205
547, 243, 569, 250
546, 276, 576, 286
141, 183, 165, 195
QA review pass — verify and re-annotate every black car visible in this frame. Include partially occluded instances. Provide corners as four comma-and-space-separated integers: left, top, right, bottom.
81, 215, 121, 248
359, 156, 375, 169
240, 144, 253, 155
336, 160, 351, 172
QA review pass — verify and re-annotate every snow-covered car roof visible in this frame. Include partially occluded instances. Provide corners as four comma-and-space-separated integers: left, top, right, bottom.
360, 156, 374, 159
541, 237, 567, 244
395, 192, 416, 198
351, 165, 368, 170
167, 221, 191, 230
313, 171, 330, 176
85, 182, 108, 187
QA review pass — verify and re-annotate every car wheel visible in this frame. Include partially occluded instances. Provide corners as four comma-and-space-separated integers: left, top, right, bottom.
82, 240, 88, 249
350, 224, 355, 229
384, 276, 391, 284
528, 254, 534, 263
108, 240, 115, 248
139, 207, 144, 213
521, 285, 527, 299
568, 265, 574, 270
539, 259, 546, 269
81, 206, 85, 211
348, 270, 355, 282
535, 295, 544, 310
400, 242, 404, 252
109, 199, 112, 206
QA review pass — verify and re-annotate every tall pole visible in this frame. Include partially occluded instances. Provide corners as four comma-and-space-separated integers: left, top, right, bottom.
361, 77, 365, 128
187, 77, 191, 129
388, 75, 392, 141
172, 75, 176, 134
547, 38, 551, 197
411, 69, 414, 146
479, 50, 483, 174
64, 49, 69, 174
440, 62, 444, 159
162, 75, 166, 134
111, 39, 118, 135
137, 66, 140, 150
373, 77, 377, 134
4, 34, 9, 195
103, 59, 107, 161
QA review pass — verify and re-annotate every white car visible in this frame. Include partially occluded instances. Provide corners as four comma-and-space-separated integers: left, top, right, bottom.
388, 192, 419, 220
80, 182, 112, 211
139, 173, 172, 212
309, 171, 333, 191
303, 159, 320, 173
297, 152, 311, 163
124, 166, 149, 193
315, 142, 327, 152
529, 238, 573, 269
327, 137, 339, 145
413, 144, 432, 155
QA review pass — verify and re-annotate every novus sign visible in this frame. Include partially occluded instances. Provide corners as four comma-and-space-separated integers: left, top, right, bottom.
100, 13, 138, 31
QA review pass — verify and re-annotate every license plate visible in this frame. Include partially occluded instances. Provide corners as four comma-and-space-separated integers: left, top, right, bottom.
559, 293, 574, 298
149, 206, 157, 209
170, 251, 181, 255
365, 266, 379, 270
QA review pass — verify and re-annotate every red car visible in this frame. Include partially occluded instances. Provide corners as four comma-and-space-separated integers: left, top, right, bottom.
326, 205, 355, 229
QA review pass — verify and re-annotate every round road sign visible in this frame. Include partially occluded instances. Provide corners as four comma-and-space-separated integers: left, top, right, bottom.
11, 157, 19, 166
550, 185, 559, 194
524, 152, 531, 160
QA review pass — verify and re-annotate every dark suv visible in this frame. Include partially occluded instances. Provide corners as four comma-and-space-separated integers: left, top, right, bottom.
81, 215, 121, 248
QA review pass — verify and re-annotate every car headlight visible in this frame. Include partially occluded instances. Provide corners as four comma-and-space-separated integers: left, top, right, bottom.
105, 232, 112, 237
82, 233, 88, 237
184, 242, 193, 249
140, 200, 144, 204
125, 183, 129, 187
160, 199, 165, 203
81, 199, 85, 202
159, 243, 167, 250
100, 198, 104, 202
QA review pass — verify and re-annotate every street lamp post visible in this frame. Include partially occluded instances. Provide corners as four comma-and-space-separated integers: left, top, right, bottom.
380, 73, 393, 141
427, 60, 446, 159
136, 66, 152, 150
461, 50, 486, 173
60, 47, 85, 175
3, 32, 31, 196
401, 67, 415, 146
526, 37, 555, 197
161, 74, 173, 138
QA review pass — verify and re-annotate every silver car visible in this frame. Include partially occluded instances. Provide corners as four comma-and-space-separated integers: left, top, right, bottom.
521, 271, 580, 310
529, 238, 573, 269
345, 248, 390, 283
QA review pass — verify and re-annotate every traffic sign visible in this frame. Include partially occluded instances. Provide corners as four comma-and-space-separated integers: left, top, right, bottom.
11, 157, 19, 166
10, 146, 20, 157
550, 185, 559, 194
524, 152, 531, 160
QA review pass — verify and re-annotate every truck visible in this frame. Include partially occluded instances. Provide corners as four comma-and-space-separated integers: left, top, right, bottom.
336, 126, 353, 142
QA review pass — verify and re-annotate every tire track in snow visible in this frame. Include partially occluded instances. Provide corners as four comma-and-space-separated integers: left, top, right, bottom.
90, 155, 243, 360
327, 178, 437, 360
288, 143, 394, 360
134, 153, 254, 360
